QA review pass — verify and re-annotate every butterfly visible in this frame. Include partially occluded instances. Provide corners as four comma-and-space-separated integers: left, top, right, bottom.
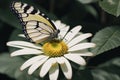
11, 1, 60, 43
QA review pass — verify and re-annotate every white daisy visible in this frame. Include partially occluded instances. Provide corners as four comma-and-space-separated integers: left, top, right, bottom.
7, 20, 95, 80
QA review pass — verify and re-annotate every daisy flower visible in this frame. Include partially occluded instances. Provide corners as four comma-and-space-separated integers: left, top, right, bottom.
7, 20, 95, 80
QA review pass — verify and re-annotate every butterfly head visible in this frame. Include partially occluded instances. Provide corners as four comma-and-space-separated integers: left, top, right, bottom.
50, 29, 60, 39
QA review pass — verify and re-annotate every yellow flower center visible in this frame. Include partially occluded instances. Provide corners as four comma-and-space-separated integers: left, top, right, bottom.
42, 40, 68, 57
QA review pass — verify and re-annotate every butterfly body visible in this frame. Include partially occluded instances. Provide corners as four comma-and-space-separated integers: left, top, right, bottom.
11, 1, 59, 43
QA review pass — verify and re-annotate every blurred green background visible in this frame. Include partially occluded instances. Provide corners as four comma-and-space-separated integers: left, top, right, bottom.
0, 0, 120, 80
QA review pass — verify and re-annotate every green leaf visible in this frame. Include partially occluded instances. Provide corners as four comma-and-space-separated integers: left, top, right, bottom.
0, 53, 23, 78
72, 58, 120, 80
72, 69, 93, 80
77, 0, 98, 4
0, 53, 39, 80
91, 26, 120, 55
84, 5, 98, 18
91, 58, 120, 80
99, 0, 120, 17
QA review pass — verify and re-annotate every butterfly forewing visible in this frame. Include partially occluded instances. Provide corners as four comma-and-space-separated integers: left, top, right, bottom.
11, 1, 58, 43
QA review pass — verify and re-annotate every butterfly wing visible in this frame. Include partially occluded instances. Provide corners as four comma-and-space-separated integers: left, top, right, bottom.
11, 1, 58, 43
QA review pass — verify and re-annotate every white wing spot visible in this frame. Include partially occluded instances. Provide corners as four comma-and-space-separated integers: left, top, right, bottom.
41, 13, 45, 16
35, 10, 40, 14
46, 18, 49, 20
27, 6, 34, 13
14, 2, 21, 8
22, 3, 28, 10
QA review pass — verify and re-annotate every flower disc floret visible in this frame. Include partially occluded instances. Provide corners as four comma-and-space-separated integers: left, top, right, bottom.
42, 40, 68, 57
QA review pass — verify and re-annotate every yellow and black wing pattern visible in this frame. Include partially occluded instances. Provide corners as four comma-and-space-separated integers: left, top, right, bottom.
11, 1, 59, 43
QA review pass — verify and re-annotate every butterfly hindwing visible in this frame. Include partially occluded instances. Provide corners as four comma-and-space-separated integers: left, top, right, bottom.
11, 1, 58, 43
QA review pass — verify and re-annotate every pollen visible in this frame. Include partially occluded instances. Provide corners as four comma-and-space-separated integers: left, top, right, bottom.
42, 40, 68, 57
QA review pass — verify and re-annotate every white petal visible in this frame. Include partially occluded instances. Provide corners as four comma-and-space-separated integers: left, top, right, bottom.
60, 22, 67, 29
49, 63, 59, 80
7, 41, 41, 49
28, 56, 49, 75
20, 55, 46, 70
11, 48, 43, 57
54, 20, 61, 29
70, 52, 94, 56
55, 57, 65, 64
40, 58, 56, 77
59, 26, 70, 39
60, 57, 72, 79
68, 33, 92, 47
69, 43, 96, 51
64, 25, 82, 43
18, 34, 25, 38
64, 54, 86, 65
54, 20, 67, 29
